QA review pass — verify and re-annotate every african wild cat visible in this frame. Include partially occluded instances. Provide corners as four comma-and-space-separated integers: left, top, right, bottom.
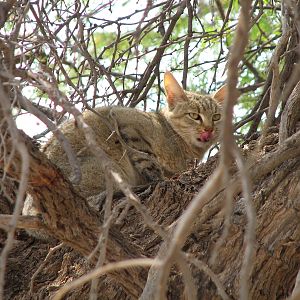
23, 72, 225, 221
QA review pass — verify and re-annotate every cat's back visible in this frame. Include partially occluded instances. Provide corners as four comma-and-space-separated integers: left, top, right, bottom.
43, 106, 165, 196
86, 106, 159, 136
44, 106, 155, 154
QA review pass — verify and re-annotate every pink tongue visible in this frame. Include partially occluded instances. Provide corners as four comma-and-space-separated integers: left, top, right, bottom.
199, 131, 213, 142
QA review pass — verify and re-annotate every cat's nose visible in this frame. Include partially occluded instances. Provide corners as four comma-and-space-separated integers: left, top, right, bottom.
199, 130, 213, 142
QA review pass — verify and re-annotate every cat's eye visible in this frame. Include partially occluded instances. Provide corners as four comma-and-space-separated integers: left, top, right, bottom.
212, 113, 221, 121
188, 113, 202, 122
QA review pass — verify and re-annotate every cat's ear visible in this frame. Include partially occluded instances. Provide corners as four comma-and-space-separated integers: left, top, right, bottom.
212, 85, 227, 103
164, 71, 189, 109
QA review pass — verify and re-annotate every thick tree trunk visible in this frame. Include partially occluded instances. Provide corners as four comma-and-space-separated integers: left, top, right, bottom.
2, 127, 300, 299
0, 131, 147, 298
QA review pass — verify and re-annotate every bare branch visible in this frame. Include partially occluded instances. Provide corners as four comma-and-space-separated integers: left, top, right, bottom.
279, 80, 300, 143
53, 258, 156, 300
0, 84, 30, 299
30, 243, 64, 294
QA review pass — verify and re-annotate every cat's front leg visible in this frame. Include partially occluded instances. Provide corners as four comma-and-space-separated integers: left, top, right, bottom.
108, 110, 164, 183
127, 149, 164, 182
117, 128, 164, 183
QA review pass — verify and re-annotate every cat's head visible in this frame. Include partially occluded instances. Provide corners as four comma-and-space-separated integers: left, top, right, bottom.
163, 71, 225, 155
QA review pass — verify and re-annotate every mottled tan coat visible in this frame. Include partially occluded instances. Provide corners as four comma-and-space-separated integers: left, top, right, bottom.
43, 72, 224, 198
23, 72, 225, 228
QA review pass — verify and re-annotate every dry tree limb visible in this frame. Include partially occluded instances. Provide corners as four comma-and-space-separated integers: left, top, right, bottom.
214, 0, 254, 299
182, 0, 193, 90
208, 163, 234, 266
234, 146, 256, 300
30, 243, 64, 294
141, 2, 253, 299
279, 62, 300, 110
279, 80, 300, 143
246, 30, 291, 138
264, 48, 280, 125
186, 254, 230, 300
88, 172, 114, 300
259, 30, 291, 143
234, 107, 268, 132
242, 59, 264, 83
176, 256, 197, 300
0, 214, 45, 231
0, 84, 30, 299
279, 1, 300, 143
250, 129, 300, 181
29, 102, 67, 123
53, 258, 156, 300
134, 0, 153, 42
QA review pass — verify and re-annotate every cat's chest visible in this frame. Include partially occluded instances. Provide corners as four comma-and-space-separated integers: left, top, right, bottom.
146, 123, 190, 175
154, 141, 189, 175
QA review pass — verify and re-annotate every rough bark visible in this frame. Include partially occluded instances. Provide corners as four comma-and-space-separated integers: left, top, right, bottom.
0, 131, 147, 298
2, 128, 300, 299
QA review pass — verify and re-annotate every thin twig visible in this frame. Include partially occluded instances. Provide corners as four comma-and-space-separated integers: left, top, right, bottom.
53, 258, 156, 300
234, 146, 256, 300
89, 172, 114, 300
0, 214, 45, 231
30, 243, 64, 294
177, 254, 197, 300
218, 2, 254, 300
187, 254, 230, 300
0, 85, 30, 299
